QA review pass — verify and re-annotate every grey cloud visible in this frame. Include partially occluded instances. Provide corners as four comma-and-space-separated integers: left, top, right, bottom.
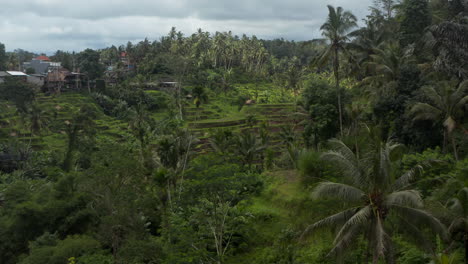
0, 0, 372, 52
1, 0, 370, 21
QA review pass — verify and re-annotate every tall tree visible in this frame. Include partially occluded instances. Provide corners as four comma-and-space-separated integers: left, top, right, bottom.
363, 41, 413, 95
373, 0, 396, 19
445, 187, 468, 263
62, 105, 97, 171
302, 136, 447, 263
399, 0, 432, 47
410, 81, 468, 160
76, 49, 105, 80
348, 10, 393, 79
0, 78, 35, 113
50, 50, 74, 70
0, 43, 7, 71
424, 18, 468, 79
316, 5, 357, 137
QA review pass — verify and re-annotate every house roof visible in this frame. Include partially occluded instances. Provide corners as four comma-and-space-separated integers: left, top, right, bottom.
35, 55, 51, 61
6, 71, 28, 76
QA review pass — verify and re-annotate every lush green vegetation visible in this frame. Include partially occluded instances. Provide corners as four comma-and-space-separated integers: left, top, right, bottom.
0, 1, 467, 263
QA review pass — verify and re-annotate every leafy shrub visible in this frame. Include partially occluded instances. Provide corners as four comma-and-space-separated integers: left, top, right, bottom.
401, 147, 455, 197
19, 235, 102, 264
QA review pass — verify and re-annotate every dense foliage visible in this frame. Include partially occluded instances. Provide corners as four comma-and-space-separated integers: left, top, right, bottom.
0, 1, 467, 263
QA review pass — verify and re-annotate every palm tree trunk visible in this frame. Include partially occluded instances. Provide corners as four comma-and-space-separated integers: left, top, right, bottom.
443, 129, 447, 153
334, 47, 344, 137
450, 134, 459, 161
63, 128, 77, 172
464, 231, 467, 264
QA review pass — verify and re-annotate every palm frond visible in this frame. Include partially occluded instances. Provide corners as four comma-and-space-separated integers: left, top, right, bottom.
410, 103, 443, 122
395, 215, 435, 253
453, 95, 468, 111
301, 207, 361, 239
421, 86, 445, 110
328, 223, 362, 259
385, 190, 423, 208
312, 182, 365, 202
393, 160, 433, 190
322, 139, 368, 187
391, 205, 448, 241
313, 46, 333, 68
333, 206, 372, 245
447, 218, 467, 235
321, 150, 365, 187
451, 80, 468, 106
446, 187, 468, 217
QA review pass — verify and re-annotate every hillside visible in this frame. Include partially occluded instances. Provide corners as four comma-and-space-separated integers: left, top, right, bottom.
0, 1, 467, 263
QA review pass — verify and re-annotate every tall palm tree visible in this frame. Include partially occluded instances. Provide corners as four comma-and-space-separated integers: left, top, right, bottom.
363, 41, 412, 93
316, 5, 357, 137
445, 187, 468, 263
424, 19, 468, 79
285, 56, 306, 97
235, 131, 265, 170
348, 22, 388, 79
410, 81, 468, 160
26, 103, 49, 136
302, 136, 447, 263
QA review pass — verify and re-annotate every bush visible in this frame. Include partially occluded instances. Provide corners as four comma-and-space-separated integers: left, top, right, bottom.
298, 150, 338, 185
20, 235, 102, 264
401, 147, 455, 197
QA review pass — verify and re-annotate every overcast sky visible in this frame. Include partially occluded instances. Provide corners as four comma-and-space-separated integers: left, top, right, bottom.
0, 0, 372, 53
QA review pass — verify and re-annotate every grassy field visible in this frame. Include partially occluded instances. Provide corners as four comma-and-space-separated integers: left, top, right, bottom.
227, 170, 340, 263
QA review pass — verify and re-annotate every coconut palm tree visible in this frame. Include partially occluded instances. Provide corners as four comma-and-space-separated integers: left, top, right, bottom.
209, 128, 235, 156
192, 86, 208, 108
235, 131, 265, 170
424, 19, 468, 79
348, 23, 387, 79
445, 187, 468, 263
316, 5, 357, 137
302, 135, 447, 263
363, 41, 412, 91
26, 103, 49, 136
410, 81, 468, 160
285, 56, 306, 97
63, 105, 97, 172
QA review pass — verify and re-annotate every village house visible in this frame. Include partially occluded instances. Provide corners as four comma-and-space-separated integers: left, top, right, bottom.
22, 56, 61, 75
0, 71, 28, 83
44, 67, 86, 93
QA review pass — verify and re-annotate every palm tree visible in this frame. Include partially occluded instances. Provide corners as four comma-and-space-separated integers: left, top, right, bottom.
316, 5, 357, 137
285, 56, 306, 97
192, 86, 208, 108
445, 187, 468, 263
302, 136, 447, 263
209, 128, 235, 156
62, 105, 96, 172
363, 41, 412, 93
26, 103, 49, 136
235, 131, 265, 170
128, 106, 156, 170
410, 81, 468, 160
348, 27, 384, 77
424, 19, 468, 79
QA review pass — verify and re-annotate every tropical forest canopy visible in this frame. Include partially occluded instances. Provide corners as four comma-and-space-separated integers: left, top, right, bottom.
0, 0, 467, 263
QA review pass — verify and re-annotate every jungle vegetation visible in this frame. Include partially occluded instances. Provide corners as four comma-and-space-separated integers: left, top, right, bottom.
0, 0, 467, 263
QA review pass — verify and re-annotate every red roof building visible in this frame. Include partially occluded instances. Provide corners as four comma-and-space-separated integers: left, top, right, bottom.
35, 55, 51, 61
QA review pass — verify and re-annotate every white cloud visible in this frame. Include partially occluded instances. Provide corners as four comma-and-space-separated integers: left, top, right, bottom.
0, 0, 372, 52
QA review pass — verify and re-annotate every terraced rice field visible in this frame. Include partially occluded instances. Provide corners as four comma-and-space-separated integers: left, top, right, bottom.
185, 103, 305, 154
0, 92, 128, 150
